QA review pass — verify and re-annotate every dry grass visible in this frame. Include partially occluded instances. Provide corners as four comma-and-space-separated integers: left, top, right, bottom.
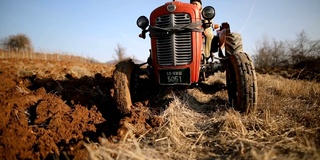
0, 49, 96, 63
1, 50, 114, 80
87, 73, 320, 160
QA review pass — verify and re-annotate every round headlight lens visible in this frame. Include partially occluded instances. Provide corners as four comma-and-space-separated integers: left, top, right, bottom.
137, 16, 149, 29
202, 6, 215, 20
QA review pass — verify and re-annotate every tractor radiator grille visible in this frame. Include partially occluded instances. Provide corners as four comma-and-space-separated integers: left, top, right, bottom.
155, 13, 192, 66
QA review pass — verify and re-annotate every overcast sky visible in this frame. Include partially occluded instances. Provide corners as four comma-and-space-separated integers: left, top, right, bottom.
1, 0, 319, 62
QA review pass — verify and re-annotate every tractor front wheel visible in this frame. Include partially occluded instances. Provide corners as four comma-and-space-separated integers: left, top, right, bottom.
226, 52, 258, 114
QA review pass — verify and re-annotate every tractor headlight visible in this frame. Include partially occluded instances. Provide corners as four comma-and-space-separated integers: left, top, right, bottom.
202, 6, 215, 20
136, 16, 149, 30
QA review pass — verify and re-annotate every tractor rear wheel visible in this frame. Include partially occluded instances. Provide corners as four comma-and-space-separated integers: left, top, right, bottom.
225, 32, 243, 56
226, 52, 258, 114
113, 59, 136, 115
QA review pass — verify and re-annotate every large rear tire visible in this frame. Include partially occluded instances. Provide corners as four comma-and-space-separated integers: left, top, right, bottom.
226, 52, 258, 114
113, 59, 136, 115
225, 33, 243, 56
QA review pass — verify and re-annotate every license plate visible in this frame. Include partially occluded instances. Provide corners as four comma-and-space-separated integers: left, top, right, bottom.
159, 68, 190, 84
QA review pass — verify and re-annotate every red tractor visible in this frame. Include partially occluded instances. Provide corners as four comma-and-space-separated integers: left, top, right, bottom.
113, 0, 257, 115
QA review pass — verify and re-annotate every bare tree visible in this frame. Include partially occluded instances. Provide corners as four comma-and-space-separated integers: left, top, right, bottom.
253, 31, 320, 68
253, 36, 288, 68
113, 44, 128, 62
288, 30, 320, 64
1, 34, 33, 52
253, 36, 273, 68
270, 39, 288, 67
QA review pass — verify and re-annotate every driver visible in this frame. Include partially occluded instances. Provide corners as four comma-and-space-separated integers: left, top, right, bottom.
190, 0, 214, 62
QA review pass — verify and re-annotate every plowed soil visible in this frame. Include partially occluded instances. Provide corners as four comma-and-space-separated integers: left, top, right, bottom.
0, 58, 161, 159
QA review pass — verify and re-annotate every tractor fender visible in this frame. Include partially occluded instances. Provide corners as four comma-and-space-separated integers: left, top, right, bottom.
218, 29, 227, 49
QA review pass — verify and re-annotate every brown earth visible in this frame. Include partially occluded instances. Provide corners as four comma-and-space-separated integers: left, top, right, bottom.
0, 58, 162, 159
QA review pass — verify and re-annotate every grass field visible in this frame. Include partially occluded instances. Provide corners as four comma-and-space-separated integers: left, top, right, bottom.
85, 72, 320, 160
0, 50, 319, 159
